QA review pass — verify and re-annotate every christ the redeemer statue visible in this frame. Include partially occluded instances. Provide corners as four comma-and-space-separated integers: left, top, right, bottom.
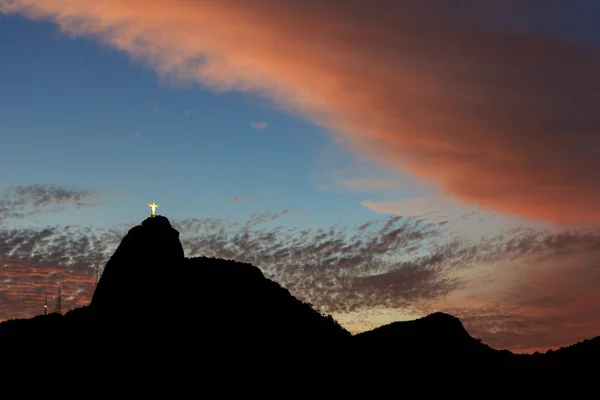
148, 202, 159, 218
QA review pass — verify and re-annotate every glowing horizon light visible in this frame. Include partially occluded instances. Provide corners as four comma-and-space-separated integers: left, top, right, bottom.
148, 202, 159, 217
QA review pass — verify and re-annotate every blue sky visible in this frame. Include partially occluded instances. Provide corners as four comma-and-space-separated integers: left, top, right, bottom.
0, 13, 414, 230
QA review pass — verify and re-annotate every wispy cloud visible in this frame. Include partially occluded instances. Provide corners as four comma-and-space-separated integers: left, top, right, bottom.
244, 209, 291, 228
0, 184, 101, 221
6, 184, 97, 207
250, 121, 267, 130
362, 196, 470, 219
175, 214, 460, 314
143, 102, 161, 112
228, 194, 255, 204
174, 213, 600, 320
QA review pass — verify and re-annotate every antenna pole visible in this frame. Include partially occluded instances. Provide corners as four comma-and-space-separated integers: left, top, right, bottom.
56, 283, 62, 315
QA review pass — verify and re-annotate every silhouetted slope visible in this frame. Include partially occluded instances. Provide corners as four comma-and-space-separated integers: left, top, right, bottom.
90, 216, 185, 320
350, 312, 498, 392
1, 216, 350, 393
2, 216, 600, 395
90, 216, 347, 337
171, 256, 349, 337
355, 312, 494, 357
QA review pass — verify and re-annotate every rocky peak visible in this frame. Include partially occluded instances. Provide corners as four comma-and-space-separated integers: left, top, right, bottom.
90, 216, 184, 321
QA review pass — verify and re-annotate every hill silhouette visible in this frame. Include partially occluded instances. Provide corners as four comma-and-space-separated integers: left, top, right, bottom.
1, 216, 597, 395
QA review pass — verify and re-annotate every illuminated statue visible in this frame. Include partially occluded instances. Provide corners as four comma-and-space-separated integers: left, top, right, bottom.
148, 202, 159, 218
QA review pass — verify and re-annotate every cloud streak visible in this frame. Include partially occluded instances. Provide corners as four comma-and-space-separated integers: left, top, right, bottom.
228, 194, 255, 204
2, 1, 600, 223
0, 184, 101, 221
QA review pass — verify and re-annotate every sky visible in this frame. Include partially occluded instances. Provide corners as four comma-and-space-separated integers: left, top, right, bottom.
2, 0, 600, 354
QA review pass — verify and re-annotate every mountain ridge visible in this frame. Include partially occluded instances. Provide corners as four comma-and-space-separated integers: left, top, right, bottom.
1, 215, 598, 395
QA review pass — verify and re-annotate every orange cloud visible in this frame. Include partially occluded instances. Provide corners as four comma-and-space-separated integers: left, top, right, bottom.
419, 228, 600, 353
0, 259, 95, 320
2, 1, 600, 225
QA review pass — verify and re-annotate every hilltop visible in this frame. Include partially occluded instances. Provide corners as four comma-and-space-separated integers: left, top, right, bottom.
1, 216, 598, 395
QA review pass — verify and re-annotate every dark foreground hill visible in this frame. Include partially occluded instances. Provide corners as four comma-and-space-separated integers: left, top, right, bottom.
1, 216, 598, 396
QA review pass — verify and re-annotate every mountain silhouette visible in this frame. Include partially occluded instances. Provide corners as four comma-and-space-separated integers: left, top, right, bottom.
1, 216, 597, 395
354, 311, 495, 359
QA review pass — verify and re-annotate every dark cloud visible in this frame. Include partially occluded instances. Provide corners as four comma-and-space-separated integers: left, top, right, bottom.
244, 210, 291, 228
0, 184, 101, 221
6, 184, 97, 207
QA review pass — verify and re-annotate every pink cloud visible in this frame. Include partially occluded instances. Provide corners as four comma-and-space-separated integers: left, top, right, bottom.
3, 1, 600, 224
425, 229, 600, 353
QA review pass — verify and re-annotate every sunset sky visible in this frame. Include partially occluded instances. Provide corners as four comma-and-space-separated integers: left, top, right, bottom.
2, 0, 600, 354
